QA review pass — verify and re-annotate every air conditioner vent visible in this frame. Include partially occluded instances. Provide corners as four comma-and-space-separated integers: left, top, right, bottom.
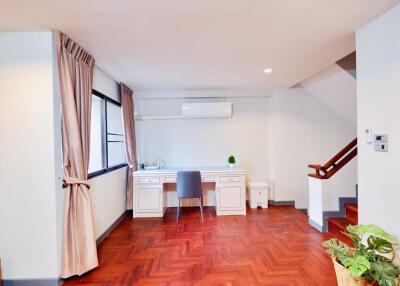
182, 102, 232, 119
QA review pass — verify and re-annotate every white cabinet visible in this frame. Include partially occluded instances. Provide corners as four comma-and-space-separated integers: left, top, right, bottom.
217, 186, 243, 210
133, 178, 164, 217
135, 186, 163, 213
216, 174, 245, 215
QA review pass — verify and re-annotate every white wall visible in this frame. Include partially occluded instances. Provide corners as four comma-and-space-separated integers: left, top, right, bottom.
270, 88, 356, 208
0, 32, 59, 280
301, 63, 357, 127
90, 166, 127, 238
356, 3, 400, 237
136, 91, 273, 184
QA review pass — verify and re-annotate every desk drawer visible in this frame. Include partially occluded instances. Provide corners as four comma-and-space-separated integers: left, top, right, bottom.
136, 177, 160, 185
202, 175, 216, 182
219, 175, 241, 184
163, 176, 176, 183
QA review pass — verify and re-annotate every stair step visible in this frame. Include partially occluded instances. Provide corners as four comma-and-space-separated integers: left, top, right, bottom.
345, 203, 358, 213
327, 217, 354, 246
344, 203, 358, 225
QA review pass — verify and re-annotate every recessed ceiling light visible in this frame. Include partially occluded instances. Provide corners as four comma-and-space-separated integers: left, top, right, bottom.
263, 68, 273, 74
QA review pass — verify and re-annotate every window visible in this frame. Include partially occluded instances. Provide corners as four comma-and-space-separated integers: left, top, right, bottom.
106, 102, 126, 167
88, 89, 127, 178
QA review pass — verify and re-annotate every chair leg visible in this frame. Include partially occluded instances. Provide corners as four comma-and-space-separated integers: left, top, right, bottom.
199, 197, 204, 223
176, 198, 181, 222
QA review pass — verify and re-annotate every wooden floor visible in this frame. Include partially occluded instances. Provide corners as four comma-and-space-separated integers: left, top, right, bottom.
62, 206, 337, 286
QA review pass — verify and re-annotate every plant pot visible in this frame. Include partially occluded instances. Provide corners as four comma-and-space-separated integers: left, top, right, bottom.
332, 259, 375, 286
229, 163, 235, 168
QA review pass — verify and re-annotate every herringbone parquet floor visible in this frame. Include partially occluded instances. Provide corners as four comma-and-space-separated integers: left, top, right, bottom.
62, 206, 337, 286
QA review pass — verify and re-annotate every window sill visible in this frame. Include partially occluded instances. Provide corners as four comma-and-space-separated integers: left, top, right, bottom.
88, 163, 128, 179
62, 164, 128, 189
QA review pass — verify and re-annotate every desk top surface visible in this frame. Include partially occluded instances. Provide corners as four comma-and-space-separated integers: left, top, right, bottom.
133, 166, 245, 175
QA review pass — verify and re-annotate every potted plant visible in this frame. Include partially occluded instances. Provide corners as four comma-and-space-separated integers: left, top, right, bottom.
228, 155, 236, 168
323, 224, 400, 286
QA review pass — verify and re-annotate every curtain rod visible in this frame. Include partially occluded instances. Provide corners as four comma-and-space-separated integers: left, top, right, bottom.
95, 64, 121, 85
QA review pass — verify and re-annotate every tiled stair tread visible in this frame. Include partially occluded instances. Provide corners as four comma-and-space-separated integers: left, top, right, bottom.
344, 203, 358, 224
328, 217, 355, 229
327, 203, 357, 246
327, 218, 354, 245
344, 204, 358, 212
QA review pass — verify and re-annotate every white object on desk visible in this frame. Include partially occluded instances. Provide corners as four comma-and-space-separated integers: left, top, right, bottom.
144, 165, 159, 170
132, 167, 246, 218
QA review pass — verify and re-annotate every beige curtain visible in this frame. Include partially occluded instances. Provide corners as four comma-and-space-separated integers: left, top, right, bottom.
121, 83, 137, 210
56, 31, 98, 278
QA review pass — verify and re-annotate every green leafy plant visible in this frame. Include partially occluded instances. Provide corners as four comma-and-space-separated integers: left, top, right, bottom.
228, 155, 236, 164
323, 239, 349, 261
342, 256, 371, 277
323, 224, 400, 286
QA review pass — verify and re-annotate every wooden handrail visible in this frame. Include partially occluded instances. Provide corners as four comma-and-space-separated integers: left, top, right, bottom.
308, 138, 357, 179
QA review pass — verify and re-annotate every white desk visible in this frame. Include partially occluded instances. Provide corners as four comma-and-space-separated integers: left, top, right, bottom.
132, 167, 246, 217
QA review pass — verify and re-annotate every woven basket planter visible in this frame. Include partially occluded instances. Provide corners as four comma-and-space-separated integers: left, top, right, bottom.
332, 259, 375, 286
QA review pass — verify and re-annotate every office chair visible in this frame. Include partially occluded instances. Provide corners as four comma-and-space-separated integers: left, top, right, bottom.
176, 171, 204, 222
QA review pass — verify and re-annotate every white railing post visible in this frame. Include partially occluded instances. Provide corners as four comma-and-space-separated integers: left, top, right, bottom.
308, 177, 324, 231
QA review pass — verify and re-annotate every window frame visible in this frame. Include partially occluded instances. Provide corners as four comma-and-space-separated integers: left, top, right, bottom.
88, 89, 127, 179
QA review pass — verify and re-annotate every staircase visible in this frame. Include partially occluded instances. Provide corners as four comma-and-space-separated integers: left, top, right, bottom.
327, 203, 358, 244
308, 138, 358, 238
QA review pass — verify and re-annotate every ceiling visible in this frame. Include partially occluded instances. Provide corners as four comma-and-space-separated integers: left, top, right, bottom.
1, 0, 398, 90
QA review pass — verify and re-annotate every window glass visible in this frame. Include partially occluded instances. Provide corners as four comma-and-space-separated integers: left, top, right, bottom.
107, 102, 124, 134
106, 101, 126, 167
89, 95, 105, 173
108, 142, 126, 167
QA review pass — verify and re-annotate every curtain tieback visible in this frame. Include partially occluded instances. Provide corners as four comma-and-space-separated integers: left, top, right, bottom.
61, 176, 91, 189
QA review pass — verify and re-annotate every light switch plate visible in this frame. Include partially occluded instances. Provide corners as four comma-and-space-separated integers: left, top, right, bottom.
374, 134, 388, 152
365, 128, 372, 143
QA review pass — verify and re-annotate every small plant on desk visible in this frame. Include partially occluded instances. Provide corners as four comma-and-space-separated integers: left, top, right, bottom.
228, 155, 236, 168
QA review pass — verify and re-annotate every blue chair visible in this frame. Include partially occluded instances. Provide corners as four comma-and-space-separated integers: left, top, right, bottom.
176, 171, 204, 222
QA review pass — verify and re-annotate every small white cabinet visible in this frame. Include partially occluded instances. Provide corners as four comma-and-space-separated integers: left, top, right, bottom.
248, 182, 269, 209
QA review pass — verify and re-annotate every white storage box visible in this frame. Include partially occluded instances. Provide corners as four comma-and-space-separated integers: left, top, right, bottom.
248, 182, 269, 209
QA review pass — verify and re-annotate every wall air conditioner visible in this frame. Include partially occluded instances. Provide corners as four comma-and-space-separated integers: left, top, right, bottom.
182, 102, 232, 119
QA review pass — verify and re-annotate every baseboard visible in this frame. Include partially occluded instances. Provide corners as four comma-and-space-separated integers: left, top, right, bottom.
96, 210, 131, 245
268, 200, 295, 206
297, 208, 308, 215
268, 200, 309, 215
2, 278, 60, 286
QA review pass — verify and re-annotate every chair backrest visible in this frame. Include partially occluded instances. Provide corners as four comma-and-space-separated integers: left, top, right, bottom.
176, 171, 202, 198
